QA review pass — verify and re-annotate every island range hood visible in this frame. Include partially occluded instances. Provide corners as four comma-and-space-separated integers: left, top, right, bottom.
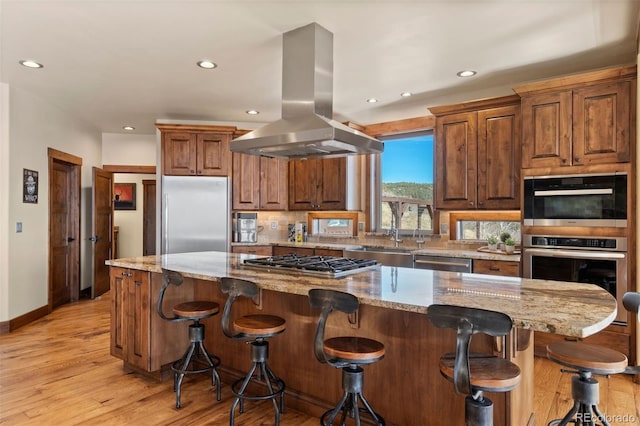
230, 23, 383, 158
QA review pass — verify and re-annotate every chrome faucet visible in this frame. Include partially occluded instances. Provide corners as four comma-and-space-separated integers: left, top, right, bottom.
390, 228, 403, 248
414, 228, 425, 249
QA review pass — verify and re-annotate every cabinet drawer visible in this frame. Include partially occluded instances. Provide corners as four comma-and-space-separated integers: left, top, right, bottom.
272, 245, 315, 256
232, 245, 272, 256
473, 259, 520, 277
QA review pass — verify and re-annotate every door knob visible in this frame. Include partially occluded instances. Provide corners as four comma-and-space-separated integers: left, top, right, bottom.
89, 235, 99, 242
67, 237, 75, 242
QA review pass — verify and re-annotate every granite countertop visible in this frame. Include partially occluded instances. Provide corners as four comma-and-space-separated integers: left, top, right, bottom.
107, 251, 615, 338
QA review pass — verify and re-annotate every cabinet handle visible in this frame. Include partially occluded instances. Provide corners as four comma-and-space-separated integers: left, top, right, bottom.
561, 158, 567, 164
197, 170, 202, 174
469, 202, 474, 206
574, 157, 581, 163
489, 267, 500, 271
121, 271, 127, 276
190, 169, 195, 174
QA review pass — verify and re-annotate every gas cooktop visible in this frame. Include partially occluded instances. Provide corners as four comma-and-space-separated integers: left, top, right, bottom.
242, 254, 380, 278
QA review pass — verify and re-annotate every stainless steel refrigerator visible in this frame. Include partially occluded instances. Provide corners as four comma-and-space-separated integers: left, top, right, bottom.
161, 176, 230, 254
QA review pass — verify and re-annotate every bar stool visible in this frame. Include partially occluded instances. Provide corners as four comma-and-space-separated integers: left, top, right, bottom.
427, 304, 521, 426
308, 288, 386, 426
220, 277, 286, 426
157, 269, 221, 409
544, 292, 639, 425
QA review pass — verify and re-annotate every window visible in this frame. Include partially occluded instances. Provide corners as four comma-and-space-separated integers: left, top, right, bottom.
450, 212, 521, 243
377, 131, 434, 234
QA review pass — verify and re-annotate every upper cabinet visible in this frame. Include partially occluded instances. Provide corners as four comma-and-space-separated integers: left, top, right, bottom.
289, 157, 347, 210
159, 126, 233, 176
514, 65, 635, 169
232, 153, 288, 210
432, 95, 521, 210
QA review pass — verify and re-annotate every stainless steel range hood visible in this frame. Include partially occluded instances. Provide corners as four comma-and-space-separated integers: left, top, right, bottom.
230, 23, 383, 158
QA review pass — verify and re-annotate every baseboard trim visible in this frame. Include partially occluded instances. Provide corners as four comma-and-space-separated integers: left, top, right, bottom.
8, 305, 49, 332
0, 321, 9, 334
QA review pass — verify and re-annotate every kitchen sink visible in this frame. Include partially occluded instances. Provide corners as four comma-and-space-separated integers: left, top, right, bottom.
344, 246, 414, 268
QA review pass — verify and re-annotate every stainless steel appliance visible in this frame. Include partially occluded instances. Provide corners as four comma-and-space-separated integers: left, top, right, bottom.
233, 212, 258, 243
242, 254, 379, 278
522, 235, 627, 324
229, 23, 382, 158
162, 176, 229, 254
413, 254, 472, 273
523, 172, 627, 227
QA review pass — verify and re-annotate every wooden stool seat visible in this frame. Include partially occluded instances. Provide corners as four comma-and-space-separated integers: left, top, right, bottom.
440, 352, 521, 392
547, 341, 627, 375
233, 314, 286, 336
173, 301, 220, 319
324, 336, 385, 363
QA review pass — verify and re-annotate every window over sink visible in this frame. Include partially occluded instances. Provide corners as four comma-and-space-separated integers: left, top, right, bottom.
377, 130, 434, 235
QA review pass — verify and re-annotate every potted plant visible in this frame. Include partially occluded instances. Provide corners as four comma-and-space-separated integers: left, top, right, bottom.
499, 232, 511, 250
504, 237, 516, 254
487, 235, 499, 251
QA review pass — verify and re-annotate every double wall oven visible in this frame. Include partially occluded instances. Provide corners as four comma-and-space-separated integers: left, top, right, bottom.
522, 172, 628, 325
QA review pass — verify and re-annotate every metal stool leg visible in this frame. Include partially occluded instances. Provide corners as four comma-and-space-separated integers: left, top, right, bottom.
465, 392, 493, 426
548, 371, 609, 426
321, 366, 385, 426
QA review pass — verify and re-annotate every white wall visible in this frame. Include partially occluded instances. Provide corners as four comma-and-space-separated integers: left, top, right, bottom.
7, 86, 102, 320
113, 173, 149, 258
102, 133, 156, 259
0, 83, 9, 322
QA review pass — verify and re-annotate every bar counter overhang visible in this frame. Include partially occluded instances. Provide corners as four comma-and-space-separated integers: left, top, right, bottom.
106, 251, 617, 426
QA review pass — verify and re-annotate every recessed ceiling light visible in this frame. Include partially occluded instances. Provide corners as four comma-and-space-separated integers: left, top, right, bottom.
19, 60, 43, 69
400, 92, 412, 97
366, 98, 378, 103
197, 60, 217, 69
245, 110, 259, 115
457, 70, 477, 77
122, 126, 135, 131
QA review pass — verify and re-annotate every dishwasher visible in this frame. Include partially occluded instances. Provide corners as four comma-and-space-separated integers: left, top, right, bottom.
413, 254, 472, 273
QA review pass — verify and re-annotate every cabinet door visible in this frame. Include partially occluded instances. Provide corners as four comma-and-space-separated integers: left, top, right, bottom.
197, 133, 230, 176
317, 158, 346, 210
259, 157, 288, 210
521, 91, 572, 168
477, 105, 521, 210
435, 112, 477, 209
572, 81, 631, 165
232, 153, 260, 210
163, 132, 197, 175
125, 269, 150, 371
110, 267, 126, 360
473, 259, 520, 277
288, 159, 318, 210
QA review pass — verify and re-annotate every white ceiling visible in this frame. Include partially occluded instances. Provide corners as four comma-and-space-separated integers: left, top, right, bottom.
1, 1, 638, 135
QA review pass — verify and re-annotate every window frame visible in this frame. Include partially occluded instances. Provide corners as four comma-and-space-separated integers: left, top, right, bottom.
375, 129, 436, 236
449, 211, 521, 241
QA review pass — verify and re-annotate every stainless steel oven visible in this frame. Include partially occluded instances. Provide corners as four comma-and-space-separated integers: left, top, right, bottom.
523, 172, 627, 228
522, 235, 627, 324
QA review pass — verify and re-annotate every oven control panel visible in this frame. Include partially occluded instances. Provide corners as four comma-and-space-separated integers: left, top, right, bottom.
524, 235, 626, 251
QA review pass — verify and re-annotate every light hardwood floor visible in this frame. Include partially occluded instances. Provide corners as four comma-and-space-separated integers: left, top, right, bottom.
1, 293, 639, 425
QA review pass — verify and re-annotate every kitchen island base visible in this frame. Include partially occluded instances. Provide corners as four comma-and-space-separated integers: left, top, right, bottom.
110, 270, 534, 426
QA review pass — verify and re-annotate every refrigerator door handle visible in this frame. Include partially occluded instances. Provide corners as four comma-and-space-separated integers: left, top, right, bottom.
163, 193, 169, 254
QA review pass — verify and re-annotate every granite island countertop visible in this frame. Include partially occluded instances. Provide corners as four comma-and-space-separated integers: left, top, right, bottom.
106, 251, 615, 338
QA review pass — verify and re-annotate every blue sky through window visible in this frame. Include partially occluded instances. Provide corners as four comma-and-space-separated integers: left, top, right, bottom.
381, 134, 434, 184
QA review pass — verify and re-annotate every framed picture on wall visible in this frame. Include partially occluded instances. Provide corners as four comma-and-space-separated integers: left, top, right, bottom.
23, 169, 39, 204
114, 183, 136, 210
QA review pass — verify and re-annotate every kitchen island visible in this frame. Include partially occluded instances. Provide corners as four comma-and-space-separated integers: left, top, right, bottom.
107, 251, 617, 426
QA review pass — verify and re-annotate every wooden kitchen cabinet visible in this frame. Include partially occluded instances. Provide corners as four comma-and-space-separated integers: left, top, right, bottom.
288, 157, 346, 210
473, 259, 520, 277
162, 130, 231, 176
515, 66, 635, 169
231, 245, 273, 256
432, 95, 521, 210
110, 267, 189, 375
232, 153, 288, 210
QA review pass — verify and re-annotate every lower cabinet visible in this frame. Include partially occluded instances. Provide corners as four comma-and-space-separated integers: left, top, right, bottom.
110, 267, 189, 375
231, 245, 273, 256
272, 245, 343, 257
472, 259, 520, 277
